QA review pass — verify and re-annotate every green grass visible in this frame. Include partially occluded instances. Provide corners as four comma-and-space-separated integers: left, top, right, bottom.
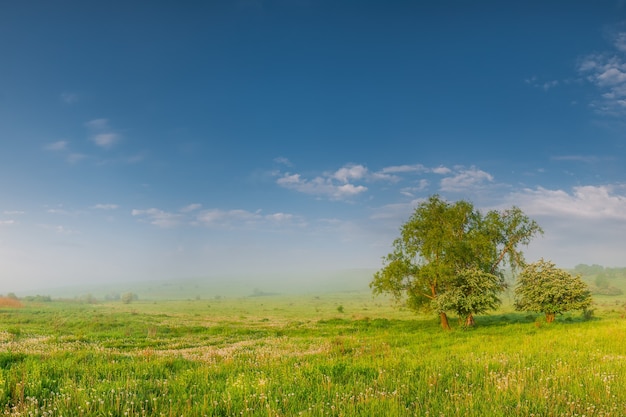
1, 292, 625, 416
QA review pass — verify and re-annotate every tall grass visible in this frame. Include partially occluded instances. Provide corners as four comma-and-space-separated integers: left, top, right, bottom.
0, 294, 625, 416
0, 298, 23, 308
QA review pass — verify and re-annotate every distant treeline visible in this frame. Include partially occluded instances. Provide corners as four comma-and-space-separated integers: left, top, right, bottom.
573, 264, 625, 296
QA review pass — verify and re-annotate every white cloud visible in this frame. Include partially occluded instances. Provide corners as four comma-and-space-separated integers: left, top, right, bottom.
577, 33, 626, 116
431, 166, 452, 175
275, 162, 479, 199
197, 208, 303, 229
501, 184, 626, 267
507, 185, 626, 220
265, 212, 293, 222
596, 67, 626, 87
131, 208, 181, 228
44, 140, 68, 151
439, 167, 494, 192
85, 119, 109, 130
277, 172, 368, 200
85, 118, 120, 149
524, 76, 560, 91
0, 220, 15, 226
91, 133, 119, 148
273, 157, 293, 167
198, 209, 260, 225
3, 210, 24, 215
180, 203, 202, 213
380, 164, 427, 174
47, 208, 70, 215
91, 204, 119, 210
400, 180, 429, 197
276, 163, 371, 200
333, 164, 368, 183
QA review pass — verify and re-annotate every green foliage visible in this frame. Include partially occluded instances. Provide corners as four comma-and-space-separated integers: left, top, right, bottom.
515, 259, 593, 322
371, 195, 542, 328
434, 267, 504, 325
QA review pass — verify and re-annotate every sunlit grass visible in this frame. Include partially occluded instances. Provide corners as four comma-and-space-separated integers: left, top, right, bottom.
0, 292, 625, 416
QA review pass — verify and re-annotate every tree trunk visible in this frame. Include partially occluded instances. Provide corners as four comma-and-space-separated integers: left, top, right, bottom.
465, 314, 475, 327
545, 313, 555, 323
440, 312, 451, 330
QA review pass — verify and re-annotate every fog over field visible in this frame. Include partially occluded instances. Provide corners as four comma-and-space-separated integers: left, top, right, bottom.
2, 1, 626, 293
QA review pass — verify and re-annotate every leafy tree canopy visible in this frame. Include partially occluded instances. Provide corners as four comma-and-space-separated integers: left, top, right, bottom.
371, 195, 542, 329
515, 259, 592, 323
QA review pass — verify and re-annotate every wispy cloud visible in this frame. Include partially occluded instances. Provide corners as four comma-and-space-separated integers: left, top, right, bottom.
578, 29, 626, 116
3, 210, 25, 215
551, 155, 608, 163
0, 220, 16, 226
85, 119, 109, 130
86, 119, 120, 149
380, 164, 427, 174
525, 76, 560, 91
180, 203, 202, 213
60, 92, 79, 104
92, 133, 119, 148
502, 184, 626, 267
507, 184, 626, 220
277, 172, 368, 200
197, 208, 304, 229
439, 167, 494, 192
276, 163, 371, 200
131, 208, 181, 228
40, 224, 80, 235
132, 205, 304, 230
44, 140, 69, 151
273, 156, 293, 167
91, 204, 119, 210
277, 162, 496, 199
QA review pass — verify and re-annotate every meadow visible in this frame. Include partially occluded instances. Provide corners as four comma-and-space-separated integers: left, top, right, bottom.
1, 288, 626, 417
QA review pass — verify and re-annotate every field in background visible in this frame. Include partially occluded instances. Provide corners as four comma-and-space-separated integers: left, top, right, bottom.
1, 285, 626, 417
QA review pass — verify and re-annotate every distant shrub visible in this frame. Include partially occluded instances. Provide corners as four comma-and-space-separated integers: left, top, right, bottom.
337, 305, 345, 313
79, 294, 98, 304
121, 292, 138, 304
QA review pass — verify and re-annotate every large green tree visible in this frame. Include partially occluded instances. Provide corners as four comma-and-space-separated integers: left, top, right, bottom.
371, 195, 542, 329
515, 259, 592, 323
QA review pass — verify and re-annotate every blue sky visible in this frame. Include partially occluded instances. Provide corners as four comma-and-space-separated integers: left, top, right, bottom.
2, 1, 626, 292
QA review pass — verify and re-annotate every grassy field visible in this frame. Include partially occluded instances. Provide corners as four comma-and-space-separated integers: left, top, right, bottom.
1, 290, 626, 416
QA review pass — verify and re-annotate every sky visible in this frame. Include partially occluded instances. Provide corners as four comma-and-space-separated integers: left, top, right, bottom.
2, 1, 626, 292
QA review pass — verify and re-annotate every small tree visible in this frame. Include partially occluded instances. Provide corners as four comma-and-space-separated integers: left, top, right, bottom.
434, 268, 504, 327
515, 259, 592, 323
121, 292, 137, 304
